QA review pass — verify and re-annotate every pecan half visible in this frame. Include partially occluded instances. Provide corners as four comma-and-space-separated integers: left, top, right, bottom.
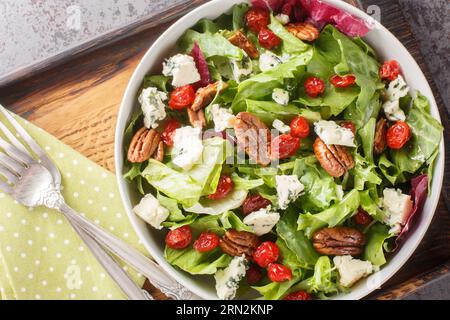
191, 81, 229, 111
313, 138, 354, 177
153, 141, 165, 162
374, 117, 388, 155
327, 144, 355, 171
286, 23, 319, 42
127, 127, 161, 163
187, 108, 206, 128
228, 31, 259, 59
220, 229, 260, 258
234, 112, 271, 166
312, 227, 365, 256
313, 138, 345, 177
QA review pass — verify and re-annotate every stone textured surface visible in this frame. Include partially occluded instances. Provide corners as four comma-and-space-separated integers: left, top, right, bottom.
398, 0, 450, 113
0, 0, 184, 77
403, 273, 450, 300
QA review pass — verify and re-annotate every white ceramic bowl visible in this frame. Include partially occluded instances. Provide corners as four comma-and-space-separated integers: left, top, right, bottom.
115, 0, 445, 300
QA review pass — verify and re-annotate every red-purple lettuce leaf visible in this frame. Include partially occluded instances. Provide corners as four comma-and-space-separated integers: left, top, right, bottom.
281, 0, 306, 22
191, 42, 211, 88
394, 174, 429, 250
251, 0, 284, 11
300, 0, 372, 36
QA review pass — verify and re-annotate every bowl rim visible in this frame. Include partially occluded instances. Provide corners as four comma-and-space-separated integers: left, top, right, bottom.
115, 0, 445, 300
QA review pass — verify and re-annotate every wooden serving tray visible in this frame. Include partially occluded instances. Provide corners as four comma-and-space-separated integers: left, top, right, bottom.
0, 0, 448, 300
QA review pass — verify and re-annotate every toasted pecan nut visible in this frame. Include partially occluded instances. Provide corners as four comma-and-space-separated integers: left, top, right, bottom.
234, 112, 271, 166
219, 229, 260, 258
286, 23, 319, 41
187, 108, 206, 128
191, 81, 229, 111
374, 118, 388, 155
312, 227, 365, 256
127, 127, 161, 163
228, 31, 259, 59
327, 144, 355, 171
153, 141, 165, 162
313, 138, 346, 177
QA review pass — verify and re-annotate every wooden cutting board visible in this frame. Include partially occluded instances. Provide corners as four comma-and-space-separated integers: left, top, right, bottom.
0, 0, 448, 300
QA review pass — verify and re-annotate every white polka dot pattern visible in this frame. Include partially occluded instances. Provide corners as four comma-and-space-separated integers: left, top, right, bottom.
0, 114, 147, 300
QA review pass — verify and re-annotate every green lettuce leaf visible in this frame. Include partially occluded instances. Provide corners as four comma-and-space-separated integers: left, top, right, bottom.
293, 156, 341, 213
142, 138, 228, 206
231, 50, 313, 112
157, 192, 184, 221
378, 154, 407, 185
364, 223, 393, 266
276, 238, 305, 271
142, 159, 203, 207
343, 93, 381, 129
188, 138, 229, 196
246, 99, 322, 124
358, 117, 376, 162
232, 3, 249, 30
316, 25, 382, 113
190, 215, 224, 234
350, 154, 382, 191
268, 15, 310, 54
237, 165, 279, 189
359, 189, 387, 223
183, 189, 248, 215
290, 256, 339, 298
220, 211, 253, 232
252, 275, 301, 300
143, 75, 170, 92
178, 30, 244, 59
193, 19, 220, 34
391, 92, 443, 174
277, 209, 319, 268
231, 173, 264, 190
297, 189, 360, 238
295, 48, 360, 117
164, 247, 232, 275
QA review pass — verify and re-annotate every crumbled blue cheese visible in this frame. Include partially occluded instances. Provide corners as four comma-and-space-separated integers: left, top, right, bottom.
172, 126, 204, 171
336, 185, 344, 201
382, 188, 413, 234
211, 104, 235, 132
333, 255, 373, 288
272, 88, 290, 105
259, 51, 283, 72
162, 54, 201, 87
138, 87, 168, 129
382, 75, 409, 122
272, 119, 291, 134
275, 175, 305, 210
132, 194, 169, 229
385, 75, 409, 101
382, 99, 406, 122
230, 57, 253, 83
243, 205, 280, 236
314, 120, 356, 147
275, 13, 290, 25
215, 255, 247, 300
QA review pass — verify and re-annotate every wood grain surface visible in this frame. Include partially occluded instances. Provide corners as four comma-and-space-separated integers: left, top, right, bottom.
0, 0, 448, 300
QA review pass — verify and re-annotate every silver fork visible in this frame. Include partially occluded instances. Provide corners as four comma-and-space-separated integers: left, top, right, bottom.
0, 105, 195, 300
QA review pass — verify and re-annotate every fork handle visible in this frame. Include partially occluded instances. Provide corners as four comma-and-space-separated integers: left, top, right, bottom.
59, 203, 197, 300
65, 215, 152, 300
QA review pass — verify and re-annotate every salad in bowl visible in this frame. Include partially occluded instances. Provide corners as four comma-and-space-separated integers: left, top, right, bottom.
120, 0, 443, 300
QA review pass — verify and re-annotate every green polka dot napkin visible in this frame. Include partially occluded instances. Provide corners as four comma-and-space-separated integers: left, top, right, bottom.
0, 112, 147, 300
